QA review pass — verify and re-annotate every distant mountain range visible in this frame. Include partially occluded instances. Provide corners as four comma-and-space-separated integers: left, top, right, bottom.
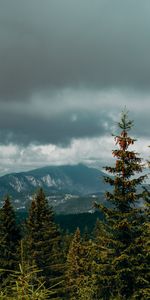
0, 164, 107, 214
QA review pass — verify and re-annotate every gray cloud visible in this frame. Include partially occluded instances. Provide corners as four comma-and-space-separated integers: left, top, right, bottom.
0, 0, 149, 152
0, 89, 149, 146
1, 0, 150, 101
0, 105, 112, 145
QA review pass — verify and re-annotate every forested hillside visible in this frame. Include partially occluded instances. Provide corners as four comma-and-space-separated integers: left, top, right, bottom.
0, 111, 149, 299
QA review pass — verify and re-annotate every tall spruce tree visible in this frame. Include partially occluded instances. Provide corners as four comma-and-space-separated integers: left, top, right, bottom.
142, 151, 150, 255
0, 240, 53, 299
65, 227, 96, 300
25, 188, 64, 299
65, 227, 82, 299
144, 147, 150, 235
136, 149, 150, 299
0, 196, 21, 287
92, 219, 114, 300
98, 110, 148, 299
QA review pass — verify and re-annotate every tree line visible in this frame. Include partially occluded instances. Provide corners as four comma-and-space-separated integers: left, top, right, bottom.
0, 110, 149, 299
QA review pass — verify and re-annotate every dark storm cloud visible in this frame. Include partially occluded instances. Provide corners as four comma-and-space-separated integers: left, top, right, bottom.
1, 0, 150, 101
0, 108, 111, 145
0, 0, 150, 147
131, 110, 150, 140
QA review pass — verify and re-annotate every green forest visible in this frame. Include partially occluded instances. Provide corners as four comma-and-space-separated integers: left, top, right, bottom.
0, 111, 149, 299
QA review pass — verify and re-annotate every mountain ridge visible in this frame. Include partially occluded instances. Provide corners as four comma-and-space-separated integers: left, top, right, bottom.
0, 164, 106, 214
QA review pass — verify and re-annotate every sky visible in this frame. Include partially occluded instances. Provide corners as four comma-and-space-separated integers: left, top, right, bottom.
0, 0, 150, 176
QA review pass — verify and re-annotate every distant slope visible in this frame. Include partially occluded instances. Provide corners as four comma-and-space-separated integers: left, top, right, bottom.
0, 164, 106, 213
0, 164, 105, 196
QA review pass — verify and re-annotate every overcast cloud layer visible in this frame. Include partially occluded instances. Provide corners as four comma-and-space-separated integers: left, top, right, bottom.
0, 0, 150, 175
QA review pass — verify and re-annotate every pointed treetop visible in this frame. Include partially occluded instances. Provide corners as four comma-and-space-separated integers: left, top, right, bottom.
2, 195, 15, 215
118, 108, 134, 132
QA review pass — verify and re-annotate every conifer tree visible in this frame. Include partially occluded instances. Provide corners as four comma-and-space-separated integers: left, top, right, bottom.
98, 110, 148, 299
144, 147, 150, 232
135, 150, 150, 299
92, 219, 114, 299
0, 196, 21, 287
65, 227, 82, 299
0, 240, 52, 299
65, 227, 96, 300
25, 188, 64, 298
142, 169, 150, 256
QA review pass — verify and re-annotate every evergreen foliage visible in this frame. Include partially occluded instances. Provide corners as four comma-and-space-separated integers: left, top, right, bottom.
65, 227, 82, 298
65, 227, 96, 299
135, 151, 150, 299
0, 240, 54, 299
92, 219, 114, 299
0, 196, 21, 287
25, 188, 64, 299
97, 110, 149, 299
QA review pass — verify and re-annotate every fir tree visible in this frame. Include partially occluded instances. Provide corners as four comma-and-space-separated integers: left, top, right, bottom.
98, 110, 148, 299
25, 188, 64, 299
65, 227, 82, 299
134, 150, 150, 299
0, 240, 52, 299
92, 219, 114, 299
143, 147, 150, 239
142, 176, 150, 257
0, 196, 21, 287
65, 227, 96, 300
